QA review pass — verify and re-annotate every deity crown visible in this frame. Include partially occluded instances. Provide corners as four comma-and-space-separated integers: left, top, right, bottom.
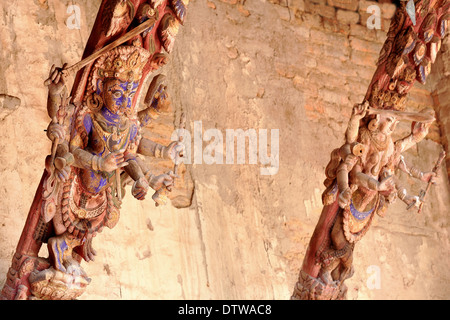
87, 45, 151, 95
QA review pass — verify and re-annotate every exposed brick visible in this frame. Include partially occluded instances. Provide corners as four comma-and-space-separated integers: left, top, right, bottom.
320, 87, 350, 105
275, 62, 301, 79
358, 0, 393, 33
305, 35, 351, 60
381, 3, 396, 19
322, 16, 351, 34
290, 0, 306, 11
358, 0, 378, 12
274, 4, 290, 20
310, 29, 349, 48
304, 84, 320, 99
336, 9, 360, 25
345, 77, 370, 96
375, 29, 387, 43
359, 0, 380, 30
349, 36, 382, 53
381, 17, 391, 32
299, 54, 318, 68
305, 1, 336, 19
327, 0, 359, 11
308, 70, 345, 89
293, 25, 311, 40
306, 42, 350, 60
349, 23, 377, 41
294, 11, 323, 29
349, 92, 366, 105
316, 57, 356, 77
292, 75, 307, 91
355, 64, 376, 81
408, 87, 435, 106
350, 49, 378, 66
304, 97, 326, 121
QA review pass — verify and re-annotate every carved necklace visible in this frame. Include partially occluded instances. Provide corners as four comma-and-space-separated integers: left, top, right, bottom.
92, 114, 131, 153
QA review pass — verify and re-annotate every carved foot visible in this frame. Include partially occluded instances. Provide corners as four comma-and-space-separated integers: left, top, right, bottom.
291, 270, 341, 300
48, 233, 82, 272
28, 264, 91, 300
48, 236, 69, 272
339, 265, 355, 282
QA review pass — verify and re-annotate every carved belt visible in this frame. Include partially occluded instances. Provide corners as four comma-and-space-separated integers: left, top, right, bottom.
343, 193, 379, 243
349, 200, 374, 220
69, 196, 107, 219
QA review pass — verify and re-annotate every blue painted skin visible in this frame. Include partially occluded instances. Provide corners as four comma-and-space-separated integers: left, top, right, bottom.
97, 80, 139, 119
80, 80, 139, 193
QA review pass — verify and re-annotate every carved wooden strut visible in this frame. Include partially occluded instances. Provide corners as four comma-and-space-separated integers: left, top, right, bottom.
1, 0, 189, 300
292, 0, 449, 300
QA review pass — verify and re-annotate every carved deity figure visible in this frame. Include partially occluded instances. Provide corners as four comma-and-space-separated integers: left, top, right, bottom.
1, 0, 189, 300
292, 102, 437, 300
46, 45, 178, 274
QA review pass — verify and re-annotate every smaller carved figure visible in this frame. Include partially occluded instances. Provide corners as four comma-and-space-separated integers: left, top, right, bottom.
293, 99, 439, 300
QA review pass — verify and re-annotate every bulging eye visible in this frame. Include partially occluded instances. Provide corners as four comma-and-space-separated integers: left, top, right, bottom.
113, 91, 123, 99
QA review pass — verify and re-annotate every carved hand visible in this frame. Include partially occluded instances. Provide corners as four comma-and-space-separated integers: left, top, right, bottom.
99, 149, 129, 172
46, 122, 66, 142
163, 141, 185, 164
351, 101, 368, 120
411, 121, 431, 142
45, 64, 67, 97
377, 175, 395, 192
131, 176, 149, 200
404, 194, 421, 209
421, 171, 437, 184
54, 165, 71, 183
149, 171, 177, 192
338, 187, 352, 208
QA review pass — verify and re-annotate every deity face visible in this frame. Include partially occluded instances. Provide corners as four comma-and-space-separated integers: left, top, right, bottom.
378, 115, 398, 136
101, 78, 139, 117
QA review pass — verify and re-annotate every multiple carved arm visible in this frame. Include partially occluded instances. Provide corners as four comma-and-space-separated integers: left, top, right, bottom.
44, 65, 183, 203
335, 101, 438, 210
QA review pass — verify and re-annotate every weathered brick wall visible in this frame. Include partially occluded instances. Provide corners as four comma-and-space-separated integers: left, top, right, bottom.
267, 0, 441, 137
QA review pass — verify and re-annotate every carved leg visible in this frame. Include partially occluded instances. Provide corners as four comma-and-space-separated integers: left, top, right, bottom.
330, 213, 354, 280
338, 247, 354, 283
319, 258, 340, 285
29, 232, 90, 300
47, 232, 82, 272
